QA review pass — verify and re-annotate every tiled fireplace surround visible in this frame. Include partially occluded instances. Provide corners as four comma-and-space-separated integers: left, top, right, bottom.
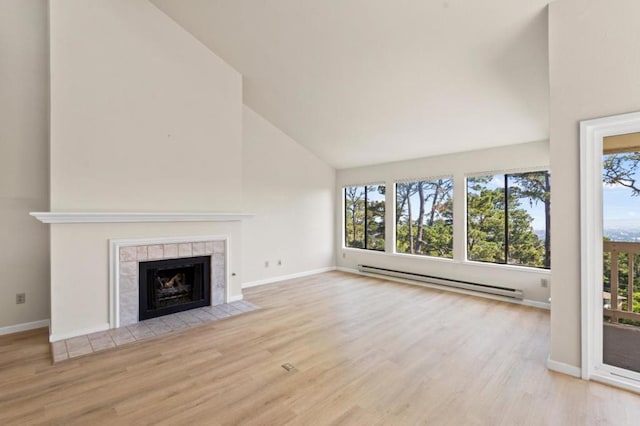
46, 235, 241, 363
112, 236, 228, 328
29, 214, 254, 363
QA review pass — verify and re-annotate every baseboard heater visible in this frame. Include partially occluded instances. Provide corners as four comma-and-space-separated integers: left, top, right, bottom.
357, 265, 524, 300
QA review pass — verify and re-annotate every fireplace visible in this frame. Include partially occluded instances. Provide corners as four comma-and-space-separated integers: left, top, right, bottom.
138, 256, 211, 320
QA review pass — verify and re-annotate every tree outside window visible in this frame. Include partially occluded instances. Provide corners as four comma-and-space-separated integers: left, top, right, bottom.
467, 171, 550, 269
344, 185, 385, 251
396, 178, 453, 258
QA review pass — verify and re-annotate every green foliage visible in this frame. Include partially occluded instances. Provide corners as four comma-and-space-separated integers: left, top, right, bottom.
467, 176, 546, 268
467, 179, 506, 263
509, 171, 551, 268
347, 172, 550, 269
507, 205, 544, 267
601, 152, 640, 323
365, 185, 385, 250
395, 179, 453, 258
345, 186, 364, 248
344, 185, 385, 250
508, 172, 551, 205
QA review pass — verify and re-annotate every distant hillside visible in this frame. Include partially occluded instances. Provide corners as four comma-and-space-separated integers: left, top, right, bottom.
605, 229, 640, 242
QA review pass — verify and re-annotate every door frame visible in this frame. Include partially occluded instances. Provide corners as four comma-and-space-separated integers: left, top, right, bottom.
580, 111, 640, 393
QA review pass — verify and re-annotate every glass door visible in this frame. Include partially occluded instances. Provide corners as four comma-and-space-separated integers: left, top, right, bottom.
601, 132, 640, 375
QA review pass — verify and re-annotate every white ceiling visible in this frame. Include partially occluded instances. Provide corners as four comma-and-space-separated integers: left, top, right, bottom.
151, 0, 550, 169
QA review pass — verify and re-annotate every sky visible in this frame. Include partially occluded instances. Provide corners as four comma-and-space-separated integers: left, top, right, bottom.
603, 181, 640, 230
398, 180, 454, 222
602, 153, 640, 231
359, 162, 638, 234
397, 176, 546, 232
471, 175, 546, 232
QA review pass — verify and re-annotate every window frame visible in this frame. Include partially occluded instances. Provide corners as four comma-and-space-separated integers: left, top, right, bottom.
343, 183, 386, 251
465, 169, 550, 270
393, 176, 455, 260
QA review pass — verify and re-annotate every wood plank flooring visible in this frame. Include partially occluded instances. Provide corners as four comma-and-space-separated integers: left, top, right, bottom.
1, 271, 639, 425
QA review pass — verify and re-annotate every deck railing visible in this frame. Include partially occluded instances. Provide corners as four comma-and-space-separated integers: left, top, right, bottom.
604, 241, 640, 323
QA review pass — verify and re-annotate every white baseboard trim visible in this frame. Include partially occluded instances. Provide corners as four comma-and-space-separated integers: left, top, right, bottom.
242, 267, 337, 289
0, 319, 50, 336
228, 294, 244, 302
336, 266, 359, 274
547, 356, 582, 378
49, 322, 110, 343
337, 267, 551, 310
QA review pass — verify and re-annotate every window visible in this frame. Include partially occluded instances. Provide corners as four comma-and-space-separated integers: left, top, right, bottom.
395, 178, 453, 258
344, 185, 385, 251
467, 171, 550, 268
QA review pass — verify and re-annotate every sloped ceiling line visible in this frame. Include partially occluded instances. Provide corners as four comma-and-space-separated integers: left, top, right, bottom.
151, 0, 550, 169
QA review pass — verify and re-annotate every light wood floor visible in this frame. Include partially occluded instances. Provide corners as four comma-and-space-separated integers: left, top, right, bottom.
1, 271, 639, 425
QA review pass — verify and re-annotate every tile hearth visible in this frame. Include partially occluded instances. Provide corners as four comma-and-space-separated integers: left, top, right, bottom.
50, 300, 258, 363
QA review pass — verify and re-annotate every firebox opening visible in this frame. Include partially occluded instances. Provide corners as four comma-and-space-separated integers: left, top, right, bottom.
139, 256, 211, 321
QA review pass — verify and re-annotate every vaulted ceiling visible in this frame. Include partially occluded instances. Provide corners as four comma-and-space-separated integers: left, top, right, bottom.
151, 0, 550, 169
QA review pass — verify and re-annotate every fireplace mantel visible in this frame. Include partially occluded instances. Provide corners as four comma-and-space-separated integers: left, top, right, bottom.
30, 212, 255, 224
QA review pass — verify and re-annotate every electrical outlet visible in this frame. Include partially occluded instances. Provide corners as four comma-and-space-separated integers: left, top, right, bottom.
16, 293, 26, 304
540, 278, 549, 288
265, 261, 269, 268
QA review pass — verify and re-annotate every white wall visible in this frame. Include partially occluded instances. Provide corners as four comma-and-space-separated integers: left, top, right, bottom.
47, 0, 245, 338
49, 0, 242, 211
0, 0, 50, 330
336, 141, 550, 303
242, 106, 335, 285
548, 0, 640, 369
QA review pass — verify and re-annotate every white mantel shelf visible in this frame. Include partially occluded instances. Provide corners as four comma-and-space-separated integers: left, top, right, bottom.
30, 212, 255, 224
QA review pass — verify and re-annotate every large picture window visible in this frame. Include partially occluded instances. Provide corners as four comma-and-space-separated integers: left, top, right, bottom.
467, 171, 550, 269
396, 178, 453, 258
344, 185, 385, 251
